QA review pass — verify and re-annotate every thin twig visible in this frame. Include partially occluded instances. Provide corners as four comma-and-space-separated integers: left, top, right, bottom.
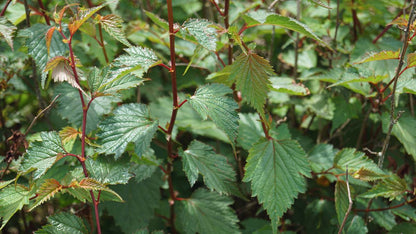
356, 197, 416, 212
25, 96, 60, 135
379, 0, 416, 168
338, 166, 353, 234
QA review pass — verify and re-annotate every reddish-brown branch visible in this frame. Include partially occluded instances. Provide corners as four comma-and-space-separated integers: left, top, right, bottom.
355, 197, 416, 212
381, 67, 408, 93
259, 114, 271, 139
209, 0, 225, 16
158, 63, 172, 71
215, 52, 226, 67
37, 0, 50, 25
373, 11, 404, 44
98, 24, 109, 64
0, 0, 12, 16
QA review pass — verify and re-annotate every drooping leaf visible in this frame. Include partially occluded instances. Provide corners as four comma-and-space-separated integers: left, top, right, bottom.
242, 10, 329, 48
354, 50, 400, 64
20, 132, 66, 179
111, 46, 160, 80
360, 174, 408, 201
333, 148, 386, 178
98, 103, 158, 159
0, 17, 17, 50
85, 155, 132, 185
189, 84, 239, 143
37, 212, 89, 234
243, 138, 311, 232
102, 175, 162, 233
176, 189, 240, 234
181, 18, 217, 51
269, 77, 310, 96
98, 14, 131, 47
29, 179, 63, 211
179, 140, 236, 195
68, 5, 106, 36
44, 56, 84, 92
335, 180, 352, 226
382, 112, 416, 161
0, 185, 31, 230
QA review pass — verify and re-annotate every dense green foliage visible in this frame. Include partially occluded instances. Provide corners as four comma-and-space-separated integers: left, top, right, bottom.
1, 0, 416, 233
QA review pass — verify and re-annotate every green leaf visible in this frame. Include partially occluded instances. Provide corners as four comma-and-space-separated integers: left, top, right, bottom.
85, 155, 133, 185
30, 179, 63, 211
130, 150, 160, 183
0, 17, 17, 50
243, 138, 311, 232
360, 174, 408, 201
0, 184, 31, 230
98, 14, 131, 46
144, 11, 169, 31
331, 96, 361, 133
242, 10, 329, 48
20, 132, 66, 179
345, 215, 368, 234
237, 113, 264, 151
98, 103, 158, 159
228, 53, 275, 114
389, 223, 416, 234
189, 84, 239, 143
55, 83, 120, 133
333, 148, 385, 177
269, 77, 310, 96
111, 46, 160, 80
335, 180, 352, 226
176, 189, 240, 234
37, 212, 89, 234
179, 140, 236, 195
382, 112, 416, 161
103, 175, 162, 233
68, 5, 106, 35
308, 143, 337, 173
181, 19, 217, 51
355, 50, 400, 64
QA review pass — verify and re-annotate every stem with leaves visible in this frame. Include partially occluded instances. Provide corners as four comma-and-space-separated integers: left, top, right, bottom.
378, 0, 416, 168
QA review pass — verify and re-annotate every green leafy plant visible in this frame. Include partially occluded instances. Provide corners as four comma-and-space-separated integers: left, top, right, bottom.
1, 0, 416, 233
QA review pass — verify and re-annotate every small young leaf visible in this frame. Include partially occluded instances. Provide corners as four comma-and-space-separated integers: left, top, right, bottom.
29, 179, 63, 211
189, 84, 239, 143
0, 184, 31, 230
68, 5, 106, 36
20, 132, 66, 179
181, 18, 217, 51
59, 126, 80, 145
360, 174, 409, 201
85, 156, 132, 185
0, 17, 17, 50
243, 138, 311, 232
98, 103, 158, 158
354, 50, 400, 64
72, 178, 123, 201
98, 14, 131, 46
176, 189, 240, 234
407, 52, 416, 68
179, 140, 236, 195
45, 26, 57, 54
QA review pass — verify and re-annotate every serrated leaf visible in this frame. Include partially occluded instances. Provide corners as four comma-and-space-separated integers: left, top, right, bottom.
112, 46, 160, 80
85, 155, 132, 185
0, 185, 31, 229
335, 181, 352, 226
44, 56, 84, 92
73, 178, 123, 201
407, 52, 416, 68
382, 112, 416, 161
179, 140, 236, 195
189, 84, 239, 143
227, 53, 275, 114
98, 14, 131, 46
243, 138, 311, 232
243, 10, 329, 48
98, 103, 158, 159
59, 126, 80, 145
269, 77, 310, 96
102, 175, 162, 233
0, 17, 17, 50
177, 189, 239, 234
333, 148, 385, 176
21, 132, 66, 179
360, 174, 408, 201
30, 179, 63, 211
181, 19, 217, 51
352, 168, 389, 181
130, 150, 159, 183
55, 83, 120, 133
68, 5, 106, 35
355, 50, 400, 64
45, 26, 56, 54
42, 212, 89, 234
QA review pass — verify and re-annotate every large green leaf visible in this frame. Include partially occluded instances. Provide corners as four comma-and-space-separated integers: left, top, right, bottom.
179, 140, 236, 195
242, 10, 329, 48
189, 84, 239, 143
243, 138, 311, 232
55, 83, 120, 133
98, 14, 131, 47
0, 17, 17, 50
176, 189, 240, 234
181, 18, 217, 51
0, 184, 31, 230
85, 155, 133, 185
103, 175, 162, 233
360, 174, 408, 201
98, 103, 158, 159
35, 212, 89, 234
382, 112, 416, 161
20, 132, 66, 179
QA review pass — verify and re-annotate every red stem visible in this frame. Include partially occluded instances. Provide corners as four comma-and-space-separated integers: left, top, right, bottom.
355, 197, 416, 212
98, 24, 109, 64
381, 67, 408, 93
209, 0, 225, 16
0, 0, 12, 16
37, 0, 50, 25
373, 11, 403, 44
259, 114, 271, 139
158, 63, 172, 71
